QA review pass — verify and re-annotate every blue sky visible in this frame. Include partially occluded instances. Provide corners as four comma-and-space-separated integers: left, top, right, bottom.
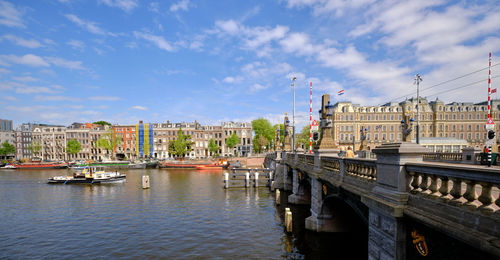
0, 0, 499, 128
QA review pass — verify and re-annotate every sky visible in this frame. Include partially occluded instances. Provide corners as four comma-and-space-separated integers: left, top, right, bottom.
0, 0, 499, 128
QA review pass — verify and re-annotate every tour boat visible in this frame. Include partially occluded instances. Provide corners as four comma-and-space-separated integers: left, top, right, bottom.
14, 162, 68, 169
1, 164, 17, 169
47, 166, 126, 184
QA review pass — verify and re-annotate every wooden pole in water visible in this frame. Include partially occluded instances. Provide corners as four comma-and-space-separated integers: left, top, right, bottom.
254, 171, 259, 187
285, 207, 292, 233
224, 172, 229, 189
142, 175, 150, 189
276, 189, 281, 205
245, 171, 250, 188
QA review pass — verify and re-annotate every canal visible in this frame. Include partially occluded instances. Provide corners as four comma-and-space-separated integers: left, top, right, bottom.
0, 168, 366, 259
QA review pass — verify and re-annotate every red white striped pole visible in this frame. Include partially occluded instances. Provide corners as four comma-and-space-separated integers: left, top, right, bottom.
488, 52, 492, 119
487, 52, 492, 166
309, 82, 313, 154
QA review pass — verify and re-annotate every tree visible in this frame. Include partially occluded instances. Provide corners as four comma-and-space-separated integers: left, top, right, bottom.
0, 141, 15, 159
96, 129, 122, 160
208, 138, 219, 156
169, 128, 193, 158
93, 121, 111, 126
66, 139, 82, 159
28, 141, 42, 156
296, 126, 311, 150
226, 133, 240, 155
252, 118, 274, 142
253, 134, 268, 154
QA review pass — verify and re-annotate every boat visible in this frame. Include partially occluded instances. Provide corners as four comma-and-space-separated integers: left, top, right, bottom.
1, 164, 16, 169
159, 161, 213, 169
195, 164, 223, 170
47, 166, 126, 184
14, 162, 68, 169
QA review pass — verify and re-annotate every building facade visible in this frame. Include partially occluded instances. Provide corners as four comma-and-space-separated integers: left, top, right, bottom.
329, 98, 498, 151
14, 123, 34, 160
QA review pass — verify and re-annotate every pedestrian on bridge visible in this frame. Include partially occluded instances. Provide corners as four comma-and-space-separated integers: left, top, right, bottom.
345, 147, 355, 158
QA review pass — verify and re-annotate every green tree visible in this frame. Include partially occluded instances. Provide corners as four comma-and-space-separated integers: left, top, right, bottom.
93, 121, 111, 126
253, 134, 268, 153
0, 141, 15, 159
226, 133, 240, 152
208, 138, 219, 156
96, 129, 122, 160
66, 139, 82, 159
28, 141, 42, 156
252, 118, 274, 142
296, 126, 311, 150
169, 128, 193, 158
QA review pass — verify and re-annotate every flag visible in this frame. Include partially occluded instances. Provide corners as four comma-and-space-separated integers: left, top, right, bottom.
337, 89, 344, 95
492, 88, 497, 94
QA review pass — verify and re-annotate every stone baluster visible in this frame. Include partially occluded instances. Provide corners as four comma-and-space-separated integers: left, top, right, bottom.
428, 174, 440, 198
477, 182, 495, 212
407, 171, 416, 192
418, 173, 429, 194
449, 177, 464, 206
463, 180, 478, 209
408, 171, 419, 193
438, 176, 450, 201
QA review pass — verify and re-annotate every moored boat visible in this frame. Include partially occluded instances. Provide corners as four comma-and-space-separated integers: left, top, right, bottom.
195, 164, 223, 170
48, 166, 125, 184
160, 161, 213, 169
14, 162, 68, 169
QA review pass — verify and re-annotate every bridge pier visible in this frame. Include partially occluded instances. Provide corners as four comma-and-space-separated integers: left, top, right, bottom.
274, 162, 284, 190
283, 165, 293, 191
288, 169, 311, 205
363, 142, 427, 260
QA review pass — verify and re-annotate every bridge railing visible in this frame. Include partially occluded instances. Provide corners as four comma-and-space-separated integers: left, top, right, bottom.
344, 158, 377, 181
405, 162, 500, 213
423, 152, 463, 162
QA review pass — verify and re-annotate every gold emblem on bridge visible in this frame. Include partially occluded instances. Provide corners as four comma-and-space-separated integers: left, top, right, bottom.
322, 184, 327, 196
411, 229, 429, 256
298, 172, 302, 180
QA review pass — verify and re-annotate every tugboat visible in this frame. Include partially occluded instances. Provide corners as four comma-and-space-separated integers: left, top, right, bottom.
47, 166, 126, 184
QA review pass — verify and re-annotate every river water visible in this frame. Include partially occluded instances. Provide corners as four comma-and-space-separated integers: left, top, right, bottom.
0, 168, 365, 259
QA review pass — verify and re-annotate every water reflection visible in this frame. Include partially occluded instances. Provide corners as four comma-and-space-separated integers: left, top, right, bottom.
0, 168, 365, 259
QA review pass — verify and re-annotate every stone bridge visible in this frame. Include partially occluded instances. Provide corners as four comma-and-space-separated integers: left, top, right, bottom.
265, 142, 500, 260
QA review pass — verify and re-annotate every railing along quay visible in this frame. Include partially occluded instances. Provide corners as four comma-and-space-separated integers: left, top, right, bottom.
223, 168, 273, 189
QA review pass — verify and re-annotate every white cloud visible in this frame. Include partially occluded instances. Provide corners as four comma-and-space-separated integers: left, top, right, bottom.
148, 2, 160, 13
45, 57, 85, 70
222, 76, 243, 84
99, 0, 138, 12
0, 54, 50, 67
3, 95, 17, 101
34, 95, 77, 102
249, 83, 268, 92
16, 86, 56, 94
2, 35, 42, 48
0, 0, 24, 28
67, 40, 85, 51
170, 0, 190, 12
0, 68, 10, 74
12, 76, 38, 82
279, 32, 317, 56
65, 14, 106, 35
89, 96, 121, 101
131, 105, 148, 110
133, 31, 174, 51
285, 0, 376, 17
215, 20, 240, 35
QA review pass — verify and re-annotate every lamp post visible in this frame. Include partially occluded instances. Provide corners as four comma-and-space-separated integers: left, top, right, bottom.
292, 76, 296, 152
414, 74, 423, 144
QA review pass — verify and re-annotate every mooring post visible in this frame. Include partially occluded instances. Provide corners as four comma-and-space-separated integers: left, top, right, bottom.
271, 180, 275, 191
245, 171, 250, 188
142, 175, 150, 189
224, 172, 229, 189
254, 171, 259, 187
285, 207, 292, 233
276, 189, 281, 205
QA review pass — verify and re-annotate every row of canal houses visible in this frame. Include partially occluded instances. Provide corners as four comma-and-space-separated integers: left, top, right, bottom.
13, 121, 252, 161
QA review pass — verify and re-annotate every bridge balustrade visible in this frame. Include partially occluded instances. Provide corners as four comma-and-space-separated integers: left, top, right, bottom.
406, 163, 500, 213
343, 158, 377, 181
